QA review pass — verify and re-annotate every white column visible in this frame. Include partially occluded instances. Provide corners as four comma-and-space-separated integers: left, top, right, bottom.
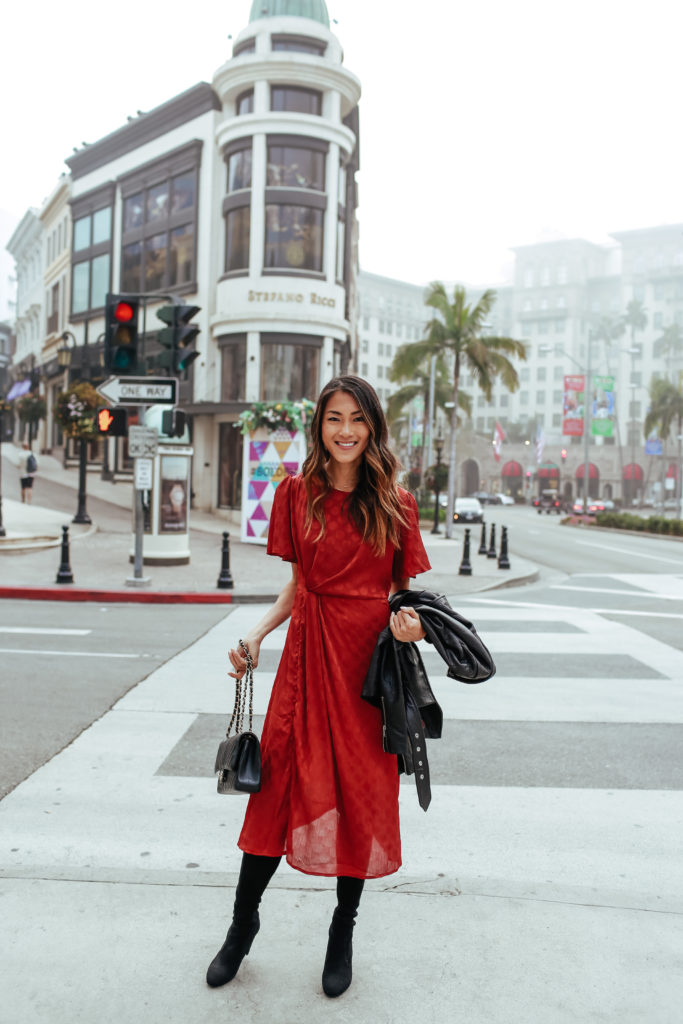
324, 142, 340, 284
321, 336, 335, 389
249, 133, 266, 278
246, 330, 260, 402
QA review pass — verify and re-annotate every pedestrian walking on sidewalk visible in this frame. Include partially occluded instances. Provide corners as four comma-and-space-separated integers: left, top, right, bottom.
207, 375, 431, 998
19, 443, 38, 504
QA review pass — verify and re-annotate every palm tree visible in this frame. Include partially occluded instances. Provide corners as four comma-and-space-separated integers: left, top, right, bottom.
387, 347, 471, 479
409, 283, 527, 538
623, 299, 648, 349
653, 323, 683, 379
643, 376, 683, 518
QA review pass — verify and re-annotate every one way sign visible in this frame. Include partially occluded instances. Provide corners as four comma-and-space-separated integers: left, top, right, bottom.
96, 376, 178, 407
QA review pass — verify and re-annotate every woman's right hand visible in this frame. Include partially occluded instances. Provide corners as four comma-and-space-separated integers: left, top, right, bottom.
228, 636, 261, 679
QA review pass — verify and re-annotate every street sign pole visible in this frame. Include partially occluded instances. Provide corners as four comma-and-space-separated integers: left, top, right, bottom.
125, 413, 155, 588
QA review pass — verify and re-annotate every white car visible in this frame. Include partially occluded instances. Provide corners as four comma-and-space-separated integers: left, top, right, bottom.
495, 493, 514, 505
452, 498, 484, 523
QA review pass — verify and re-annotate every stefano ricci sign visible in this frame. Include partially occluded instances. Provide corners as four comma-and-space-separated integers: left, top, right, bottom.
248, 289, 336, 309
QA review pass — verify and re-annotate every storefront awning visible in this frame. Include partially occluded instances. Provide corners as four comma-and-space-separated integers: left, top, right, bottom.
537, 462, 560, 478
575, 463, 599, 479
501, 460, 523, 476
6, 380, 31, 401
623, 463, 643, 481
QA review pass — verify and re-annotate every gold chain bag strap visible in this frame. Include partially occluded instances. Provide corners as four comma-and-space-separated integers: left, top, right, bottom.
214, 639, 262, 795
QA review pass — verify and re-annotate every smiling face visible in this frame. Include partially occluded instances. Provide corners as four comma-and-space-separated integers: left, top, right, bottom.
321, 390, 371, 473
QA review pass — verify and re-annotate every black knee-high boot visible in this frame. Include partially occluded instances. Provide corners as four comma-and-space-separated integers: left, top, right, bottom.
206, 853, 281, 988
322, 876, 365, 998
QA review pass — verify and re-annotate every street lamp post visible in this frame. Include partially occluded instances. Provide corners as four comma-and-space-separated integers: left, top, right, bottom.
58, 331, 92, 526
432, 435, 444, 535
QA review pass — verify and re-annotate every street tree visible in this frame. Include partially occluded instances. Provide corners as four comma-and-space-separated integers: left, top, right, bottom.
411, 283, 527, 538
623, 299, 648, 349
653, 324, 683, 379
644, 376, 683, 519
387, 346, 471, 482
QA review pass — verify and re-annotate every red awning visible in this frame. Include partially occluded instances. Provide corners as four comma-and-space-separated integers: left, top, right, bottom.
623, 463, 643, 481
666, 462, 679, 479
575, 463, 599, 479
537, 462, 560, 478
501, 460, 523, 476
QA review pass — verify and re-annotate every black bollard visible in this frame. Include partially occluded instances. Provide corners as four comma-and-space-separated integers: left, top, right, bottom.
487, 522, 497, 559
55, 525, 74, 584
217, 531, 234, 590
478, 520, 487, 555
459, 527, 472, 576
498, 525, 511, 569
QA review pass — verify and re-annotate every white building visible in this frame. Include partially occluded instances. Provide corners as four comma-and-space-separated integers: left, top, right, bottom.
6, 208, 43, 429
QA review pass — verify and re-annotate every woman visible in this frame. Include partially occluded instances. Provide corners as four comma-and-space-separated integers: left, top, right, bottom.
207, 375, 431, 997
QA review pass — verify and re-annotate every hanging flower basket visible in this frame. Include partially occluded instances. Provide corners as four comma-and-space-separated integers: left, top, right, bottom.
16, 394, 47, 425
54, 381, 100, 439
236, 399, 315, 437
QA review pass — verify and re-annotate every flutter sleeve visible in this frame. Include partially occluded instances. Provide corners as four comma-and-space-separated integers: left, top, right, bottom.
266, 474, 297, 562
392, 489, 431, 581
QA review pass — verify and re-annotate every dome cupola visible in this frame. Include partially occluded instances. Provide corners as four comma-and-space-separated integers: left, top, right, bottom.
248, 0, 330, 26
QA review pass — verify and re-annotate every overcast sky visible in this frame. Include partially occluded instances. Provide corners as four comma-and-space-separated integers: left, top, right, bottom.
2, 0, 682, 319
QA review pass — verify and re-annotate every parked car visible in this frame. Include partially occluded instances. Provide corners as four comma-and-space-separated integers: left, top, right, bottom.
471, 491, 500, 506
495, 493, 515, 505
572, 498, 605, 515
452, 497, 484, 523
534, 489, 562, 514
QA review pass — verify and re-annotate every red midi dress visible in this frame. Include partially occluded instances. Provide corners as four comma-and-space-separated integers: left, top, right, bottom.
238, 474, 431, 879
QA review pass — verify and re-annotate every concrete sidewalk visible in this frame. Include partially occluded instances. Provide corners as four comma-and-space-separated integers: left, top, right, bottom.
1, 444, 538, 602
2, 603, 681, 1023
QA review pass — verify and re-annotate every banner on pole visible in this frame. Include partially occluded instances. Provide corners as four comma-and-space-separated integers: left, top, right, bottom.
592, 375, 615, 437
562, 375, 585, 436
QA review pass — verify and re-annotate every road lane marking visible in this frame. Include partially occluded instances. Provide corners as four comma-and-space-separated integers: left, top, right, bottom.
0, 648, 146, 658
550, 584, 683, 601
575, 539, 683, 565
0, 627, 92, 635
464, 597, 683, 619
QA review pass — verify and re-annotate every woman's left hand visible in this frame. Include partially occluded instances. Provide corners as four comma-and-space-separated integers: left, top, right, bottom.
389, 606, 426, 643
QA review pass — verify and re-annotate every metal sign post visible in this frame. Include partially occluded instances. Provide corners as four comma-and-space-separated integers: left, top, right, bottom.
125, 419, 157, 588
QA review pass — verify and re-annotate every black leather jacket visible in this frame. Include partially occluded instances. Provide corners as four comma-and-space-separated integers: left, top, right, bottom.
362, 590, 496, 810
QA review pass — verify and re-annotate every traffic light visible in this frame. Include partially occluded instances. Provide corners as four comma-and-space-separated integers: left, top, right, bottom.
104, 294, 139, 374
161, 408, 187, 438
156, 303, 200, 374
96, 407, 128, 436
561, 448, 568, 462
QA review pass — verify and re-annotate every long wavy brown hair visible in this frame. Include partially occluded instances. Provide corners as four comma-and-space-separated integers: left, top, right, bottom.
301, 375, 408, 554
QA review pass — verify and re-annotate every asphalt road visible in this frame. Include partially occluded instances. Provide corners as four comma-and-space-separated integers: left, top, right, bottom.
471, 504, 683, 651
0, 601, 228, 799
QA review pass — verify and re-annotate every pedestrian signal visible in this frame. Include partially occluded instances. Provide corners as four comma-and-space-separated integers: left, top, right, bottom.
96, 407, 128, 436
104, 293, 140, 375
161, 408, 187, 438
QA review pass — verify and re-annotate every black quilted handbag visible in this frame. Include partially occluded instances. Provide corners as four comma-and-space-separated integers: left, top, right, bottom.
214, 640, 262, 795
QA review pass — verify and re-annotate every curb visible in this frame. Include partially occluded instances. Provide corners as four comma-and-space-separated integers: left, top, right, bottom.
0, 522, 98, 554
561, 521, 683, 543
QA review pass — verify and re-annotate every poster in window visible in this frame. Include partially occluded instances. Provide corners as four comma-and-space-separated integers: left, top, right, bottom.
159, 455, 189, 533
562, 375, 585, 436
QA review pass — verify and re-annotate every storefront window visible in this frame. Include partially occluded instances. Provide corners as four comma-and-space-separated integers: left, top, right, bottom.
237, 89, 254, 115
92, 207, 111, 244
220, 337, 247, 400
228, 148, 252, 192
124, 193, 144, 231
170, 225, 194, 285
267, 144, 324, 189
225, 207, 250, 272
121, 242, 142, 293
271, 86, 321, 115
145, 233, 166, 291
146, 182, 169, 222
73, 216, 91, 252
260, 339, 320, 400
264, 205, 323, 271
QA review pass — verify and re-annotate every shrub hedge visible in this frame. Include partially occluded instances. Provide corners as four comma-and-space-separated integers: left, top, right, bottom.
595, 512, 683, 536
